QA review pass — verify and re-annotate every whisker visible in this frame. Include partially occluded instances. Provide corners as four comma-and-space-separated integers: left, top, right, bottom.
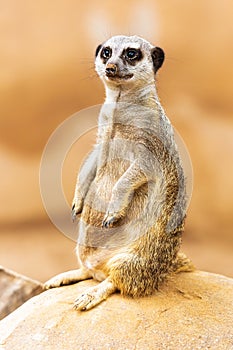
78, 72, 100, 82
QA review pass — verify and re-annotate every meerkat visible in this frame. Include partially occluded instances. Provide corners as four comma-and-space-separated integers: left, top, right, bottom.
44, 35, 193, 310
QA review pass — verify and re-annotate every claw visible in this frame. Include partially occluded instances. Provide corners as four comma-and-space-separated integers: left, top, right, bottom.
74, 292, 96, 311
102, 212, 117, 228
71, 208, 77, 222
73, 279, 116, 311
71, 201, 83, 222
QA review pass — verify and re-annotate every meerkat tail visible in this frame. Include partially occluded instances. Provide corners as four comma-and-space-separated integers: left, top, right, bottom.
172, 252, 195, 273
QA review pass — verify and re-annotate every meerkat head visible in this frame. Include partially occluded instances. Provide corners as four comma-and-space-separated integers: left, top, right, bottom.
95, 35, 164, 88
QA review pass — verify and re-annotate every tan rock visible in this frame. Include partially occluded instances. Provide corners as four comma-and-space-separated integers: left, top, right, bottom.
0, 271, 232, 349
0, 266, 43, 320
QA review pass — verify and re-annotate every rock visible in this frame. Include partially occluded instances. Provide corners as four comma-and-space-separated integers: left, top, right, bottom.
0, 271, 232, 349
0, 266, 43, 320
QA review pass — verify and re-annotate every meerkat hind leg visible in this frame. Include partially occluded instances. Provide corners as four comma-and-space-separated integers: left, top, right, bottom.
44, 268, 92, 289
74, 278, 116, 311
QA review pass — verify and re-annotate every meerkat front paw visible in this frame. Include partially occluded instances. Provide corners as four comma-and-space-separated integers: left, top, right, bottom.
102, 211, 121, 228
71, 199, 83, 222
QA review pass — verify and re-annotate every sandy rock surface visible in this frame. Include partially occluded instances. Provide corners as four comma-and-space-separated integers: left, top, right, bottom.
0, 271, 232, 350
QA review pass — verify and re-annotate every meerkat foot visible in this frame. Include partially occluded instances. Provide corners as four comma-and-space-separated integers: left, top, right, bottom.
44, 268, 91, 289
73, 278, 116, 311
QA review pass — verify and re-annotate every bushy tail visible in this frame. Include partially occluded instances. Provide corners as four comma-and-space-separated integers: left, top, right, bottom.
172, 252, 195, 273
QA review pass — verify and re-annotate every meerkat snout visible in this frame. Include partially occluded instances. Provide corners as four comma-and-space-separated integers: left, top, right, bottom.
105, 63, 118, 77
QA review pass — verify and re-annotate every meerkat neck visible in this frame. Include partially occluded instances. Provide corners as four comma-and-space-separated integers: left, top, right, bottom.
104, 81, 157, 107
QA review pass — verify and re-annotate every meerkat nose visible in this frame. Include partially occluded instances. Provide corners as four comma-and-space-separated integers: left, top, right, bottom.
105, 63, 118, 77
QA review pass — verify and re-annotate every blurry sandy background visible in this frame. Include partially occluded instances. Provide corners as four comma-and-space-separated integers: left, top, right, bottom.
0, 1, 232, 281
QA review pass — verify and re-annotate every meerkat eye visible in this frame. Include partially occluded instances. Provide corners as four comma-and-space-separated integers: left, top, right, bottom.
101, 47, 112, 60
126, 49, 139, 60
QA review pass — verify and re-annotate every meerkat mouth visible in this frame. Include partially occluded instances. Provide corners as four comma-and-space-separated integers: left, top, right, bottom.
106, 73, 134, 81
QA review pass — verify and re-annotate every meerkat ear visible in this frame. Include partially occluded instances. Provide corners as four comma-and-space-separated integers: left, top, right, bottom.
151, 47, 165, 73
95, 44, 102, 57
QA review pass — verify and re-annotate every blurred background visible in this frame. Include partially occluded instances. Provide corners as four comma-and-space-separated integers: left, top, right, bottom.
0, 0, 232, 282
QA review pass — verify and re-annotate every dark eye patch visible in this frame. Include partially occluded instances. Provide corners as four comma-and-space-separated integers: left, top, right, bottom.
100, 47, 112, 63
121, 48, 143, 65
